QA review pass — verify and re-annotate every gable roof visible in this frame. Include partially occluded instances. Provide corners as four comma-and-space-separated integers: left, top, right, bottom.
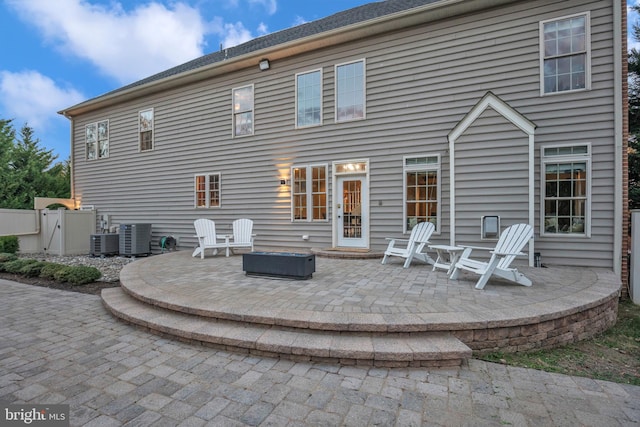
60, 0, 518, 116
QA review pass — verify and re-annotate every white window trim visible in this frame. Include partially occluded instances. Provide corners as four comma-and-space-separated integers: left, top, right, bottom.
295, 68, 323, 129
139, 108, 154, 152
232, 84, 254, 137
403, 154, 441, 234
540, 143, 591, 237
334, 58, 366, 123
194, 173, 221, 208
85, 119, 109, 160
290, 164, 329, 222
539, 11, 591, 96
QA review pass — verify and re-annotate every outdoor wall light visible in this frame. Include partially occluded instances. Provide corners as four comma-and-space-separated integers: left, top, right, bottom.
280, 179, 286, 185
259, 59, 270, 71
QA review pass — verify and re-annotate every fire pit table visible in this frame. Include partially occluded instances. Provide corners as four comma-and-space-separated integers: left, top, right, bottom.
242, 252, 316, 279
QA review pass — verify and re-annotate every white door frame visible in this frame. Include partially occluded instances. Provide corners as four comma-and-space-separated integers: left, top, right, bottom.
332, 159, 369, 248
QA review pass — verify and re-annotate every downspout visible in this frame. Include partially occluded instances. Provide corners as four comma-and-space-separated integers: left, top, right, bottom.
613, 0, 623, 277
61, 112, 76, 208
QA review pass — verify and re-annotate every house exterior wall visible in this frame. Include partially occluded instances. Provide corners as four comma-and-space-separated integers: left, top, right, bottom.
68, 0, 620, 269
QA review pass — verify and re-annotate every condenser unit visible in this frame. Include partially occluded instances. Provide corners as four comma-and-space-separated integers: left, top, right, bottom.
90, 234, 119, 256
119, 223, 152, 256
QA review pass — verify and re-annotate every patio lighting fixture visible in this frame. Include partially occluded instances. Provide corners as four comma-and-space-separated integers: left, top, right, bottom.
259, 59, 270, 71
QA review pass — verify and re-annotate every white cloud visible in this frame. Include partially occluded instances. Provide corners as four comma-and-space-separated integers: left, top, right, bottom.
6, 0, 209, 85
222, 22, 253, 48
257, 22, 269, 36
0, 70, 84, 132
292, 16, 308, 27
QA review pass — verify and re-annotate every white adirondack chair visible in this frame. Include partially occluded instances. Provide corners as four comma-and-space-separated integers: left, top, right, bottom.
449, 223, 533, 290
229, 218, 255, 253
192, 219, 229, 259
381, 221, 436, 268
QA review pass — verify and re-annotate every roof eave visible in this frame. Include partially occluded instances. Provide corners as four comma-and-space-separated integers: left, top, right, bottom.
58, 0, 518, 117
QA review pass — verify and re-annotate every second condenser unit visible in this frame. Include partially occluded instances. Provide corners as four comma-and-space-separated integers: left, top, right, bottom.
119, 223, 152, 256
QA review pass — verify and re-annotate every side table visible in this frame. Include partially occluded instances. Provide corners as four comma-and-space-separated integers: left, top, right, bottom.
428, 245, 465, 275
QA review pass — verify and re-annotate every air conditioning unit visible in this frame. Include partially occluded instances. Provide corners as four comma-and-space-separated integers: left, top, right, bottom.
119, 223, 152, 256
90, 234, 119, 256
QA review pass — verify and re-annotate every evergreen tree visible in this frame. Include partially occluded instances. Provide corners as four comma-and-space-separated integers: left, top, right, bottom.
0, 121, 70, 209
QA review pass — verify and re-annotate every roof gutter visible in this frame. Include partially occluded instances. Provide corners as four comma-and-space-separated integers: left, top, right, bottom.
58, 0, 519, 117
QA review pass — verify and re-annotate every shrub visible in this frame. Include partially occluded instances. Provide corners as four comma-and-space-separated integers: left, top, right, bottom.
0, 236, 19, 254
3, 259, 37, 274
40, 263, 69, 280
19, 261, 51, 278
0, 253, 18, 267
53, 265, 101, 285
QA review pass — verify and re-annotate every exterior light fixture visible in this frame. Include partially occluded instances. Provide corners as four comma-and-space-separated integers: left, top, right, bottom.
280, 179, 286, 185
259, 59, 270, 71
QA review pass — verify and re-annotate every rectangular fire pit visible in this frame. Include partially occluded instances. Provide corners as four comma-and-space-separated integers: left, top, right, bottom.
242, 252, 316, 279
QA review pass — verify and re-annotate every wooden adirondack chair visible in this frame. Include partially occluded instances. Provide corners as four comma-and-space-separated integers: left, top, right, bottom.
192, 219, 229, 258
449, 223, 533, 290
229, 218, 255, 253
381, 221, 436, 268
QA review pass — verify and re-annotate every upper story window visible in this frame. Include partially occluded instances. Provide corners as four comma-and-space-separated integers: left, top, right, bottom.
195, 173, 220, 208
404, 155, 440, 233
542, 144, 590, 236
86, 120, 109, 160
233, 85, 254, 136
540, 12, 590, 95
139, 108, 154, 152
335, 59, 365, 122
296, 69, 322, 128
291, 164, 328, 221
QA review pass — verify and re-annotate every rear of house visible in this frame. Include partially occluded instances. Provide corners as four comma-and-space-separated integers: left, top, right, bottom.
59, 0, 627, 275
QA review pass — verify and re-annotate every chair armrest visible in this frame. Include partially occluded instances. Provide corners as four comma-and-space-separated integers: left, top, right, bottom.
385, 238, 409, 243
459, 244, 494, 251
490, 251, 527, 257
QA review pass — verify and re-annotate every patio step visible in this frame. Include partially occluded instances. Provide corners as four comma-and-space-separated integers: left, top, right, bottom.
102, 287, 472, 368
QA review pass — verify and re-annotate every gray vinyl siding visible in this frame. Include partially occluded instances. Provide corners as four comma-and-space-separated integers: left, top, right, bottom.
70, 0, 617, 268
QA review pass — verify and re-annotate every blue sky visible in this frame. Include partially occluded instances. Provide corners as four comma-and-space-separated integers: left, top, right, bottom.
0, 0, 638, 162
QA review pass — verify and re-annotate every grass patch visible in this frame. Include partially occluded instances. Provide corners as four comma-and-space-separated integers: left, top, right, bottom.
478, 299, 640, 385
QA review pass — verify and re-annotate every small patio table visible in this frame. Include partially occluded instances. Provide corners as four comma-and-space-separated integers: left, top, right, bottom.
428, 244, 465, 275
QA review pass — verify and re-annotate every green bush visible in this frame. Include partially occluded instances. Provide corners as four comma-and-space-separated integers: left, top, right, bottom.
3, 259, 37, 274
53, 265, 101, 285
19, 261, 51, 278
0, 253, 18, 266
0, 236, 19, 254
40, 262, 69, 280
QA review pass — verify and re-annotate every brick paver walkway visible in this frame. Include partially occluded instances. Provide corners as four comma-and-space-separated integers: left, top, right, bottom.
1, 279, 638, 426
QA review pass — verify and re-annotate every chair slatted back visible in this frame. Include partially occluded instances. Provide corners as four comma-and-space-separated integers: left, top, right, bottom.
408, 221, 435, 251
495, 223, 533, 269
233, 218, 253, 244
194, 219, 218, 245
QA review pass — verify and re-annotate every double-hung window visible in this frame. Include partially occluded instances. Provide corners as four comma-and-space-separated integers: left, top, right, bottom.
291, 165, 328, 221
542, 144, 590, 236
195, 173, 221, 208
404, 155, 440, 232
296, 69, 322, 128
139, 108, 154, 152
86, 120, 109, 160
232, 85, 254, 136
540, 12, 590, 95
335, 59, 365, 122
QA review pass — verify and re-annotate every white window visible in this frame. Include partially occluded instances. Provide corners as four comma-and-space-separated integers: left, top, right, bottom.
195, 173, 221, 208
542, 144, 590, 236
232, 85, 254, 136
139, 108, 154, 152
291, 164, 328, 221
85, 120, 109, 160
335, 59, 365, 122
296, 69, 322, 128
404, 155, 440, 233
540, 12, 590, 95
